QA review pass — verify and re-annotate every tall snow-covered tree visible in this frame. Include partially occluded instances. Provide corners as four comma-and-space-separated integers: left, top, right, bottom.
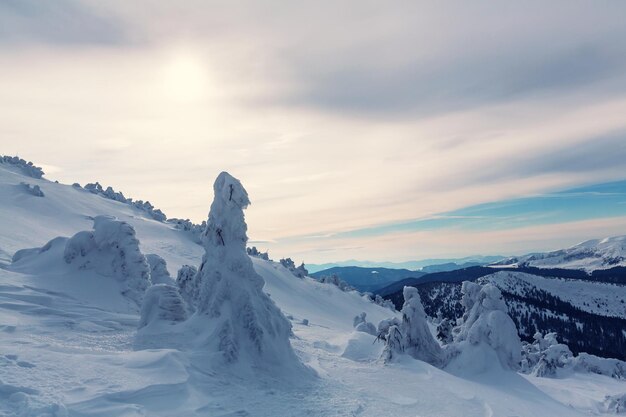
194, 172, 301, 369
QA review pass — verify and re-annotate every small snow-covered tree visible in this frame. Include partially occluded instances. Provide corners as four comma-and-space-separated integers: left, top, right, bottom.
146, 254, 173, 285
21, 182, 44, 197
247, 246, 270, 261
194, 172, 301, 369
353, 312, 376, 335
379, 286, 443, 365
452, 282, 521, 370
318, 274, 354, 291
139, 284, 188, 328
520, 332, 626, 379
436, 318, 454, 344
280, 257, 309, 278
176, 264, 199, 310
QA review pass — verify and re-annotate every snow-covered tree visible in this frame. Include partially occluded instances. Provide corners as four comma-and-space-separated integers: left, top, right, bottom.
451, 282, 521, 371
195, 172, 301, 369
279, 257, 309, 278
146, 254, 174, 285
318, 274, 354, 291
1, 155, 44, 178
380, 286, 443, 365
21, 182, 44, 197
436, 318, 454, 344
139, 284, 188, 328
520, 332, 626, 379
62, 216, 150, 304
176, 264, 199, 311
353, 312, 376, 335
247, 246, 270, 261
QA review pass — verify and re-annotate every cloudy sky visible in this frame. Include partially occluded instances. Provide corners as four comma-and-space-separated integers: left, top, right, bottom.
2, 1, 626, 264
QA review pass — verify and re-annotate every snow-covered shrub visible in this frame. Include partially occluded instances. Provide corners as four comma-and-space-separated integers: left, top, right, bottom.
279, 257, 309, 278
176, 264, 199, 310
318, 274, 354, 291
167, 218, 206, 243
379, 287, 443, 365
21, 182, 44, 197
573, 353, 626, 379
63, 216, 150, 303
450, 282, 521, 371
146, 254, 173, 285
520, 332, 626, 379
604, 393, 626, 414
353, 312, 376, 335
139, 284, 188, 328
194, 172, 302, 369
247, 246, 270, 261
374, 294, 396, 310
436, 318, 454, 344
1, 155, 44, 178
79, 182, 167, 221
132, 200, 167, 222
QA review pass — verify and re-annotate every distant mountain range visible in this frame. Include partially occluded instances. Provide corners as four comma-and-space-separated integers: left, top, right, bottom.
373, 236, 626, 361
307, 255, 505, 274
310, 266, 425, 293
493, 236, 626, 271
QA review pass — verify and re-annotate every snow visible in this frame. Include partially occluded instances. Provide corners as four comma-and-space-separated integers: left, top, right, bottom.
484, 270, 626, 317
0, 161, 624, 416
496, 235, 626, 271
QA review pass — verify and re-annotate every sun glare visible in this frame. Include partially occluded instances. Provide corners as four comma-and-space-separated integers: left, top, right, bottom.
159, 51, 209, 103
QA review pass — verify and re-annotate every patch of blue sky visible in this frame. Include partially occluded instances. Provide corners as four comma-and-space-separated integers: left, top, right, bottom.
332, 179, 626, 239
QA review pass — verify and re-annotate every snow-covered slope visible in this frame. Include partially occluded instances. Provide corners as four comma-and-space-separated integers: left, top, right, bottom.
495, 236, 626, 271
0, 160, 623, 416
0, 160, 203, 270
482, 271, 626, 318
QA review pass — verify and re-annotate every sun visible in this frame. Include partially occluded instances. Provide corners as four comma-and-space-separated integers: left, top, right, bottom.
159, 50, 209, 103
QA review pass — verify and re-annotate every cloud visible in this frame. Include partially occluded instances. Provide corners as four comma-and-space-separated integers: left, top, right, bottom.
0, 0, 127, 46
2, 1, 626, 263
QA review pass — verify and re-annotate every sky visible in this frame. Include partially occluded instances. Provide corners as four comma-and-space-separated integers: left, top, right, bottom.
1, 1, 626, 264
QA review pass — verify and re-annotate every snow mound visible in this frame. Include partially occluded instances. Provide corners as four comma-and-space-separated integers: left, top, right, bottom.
379, 286, 443, 366
448, 282, 521, 372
